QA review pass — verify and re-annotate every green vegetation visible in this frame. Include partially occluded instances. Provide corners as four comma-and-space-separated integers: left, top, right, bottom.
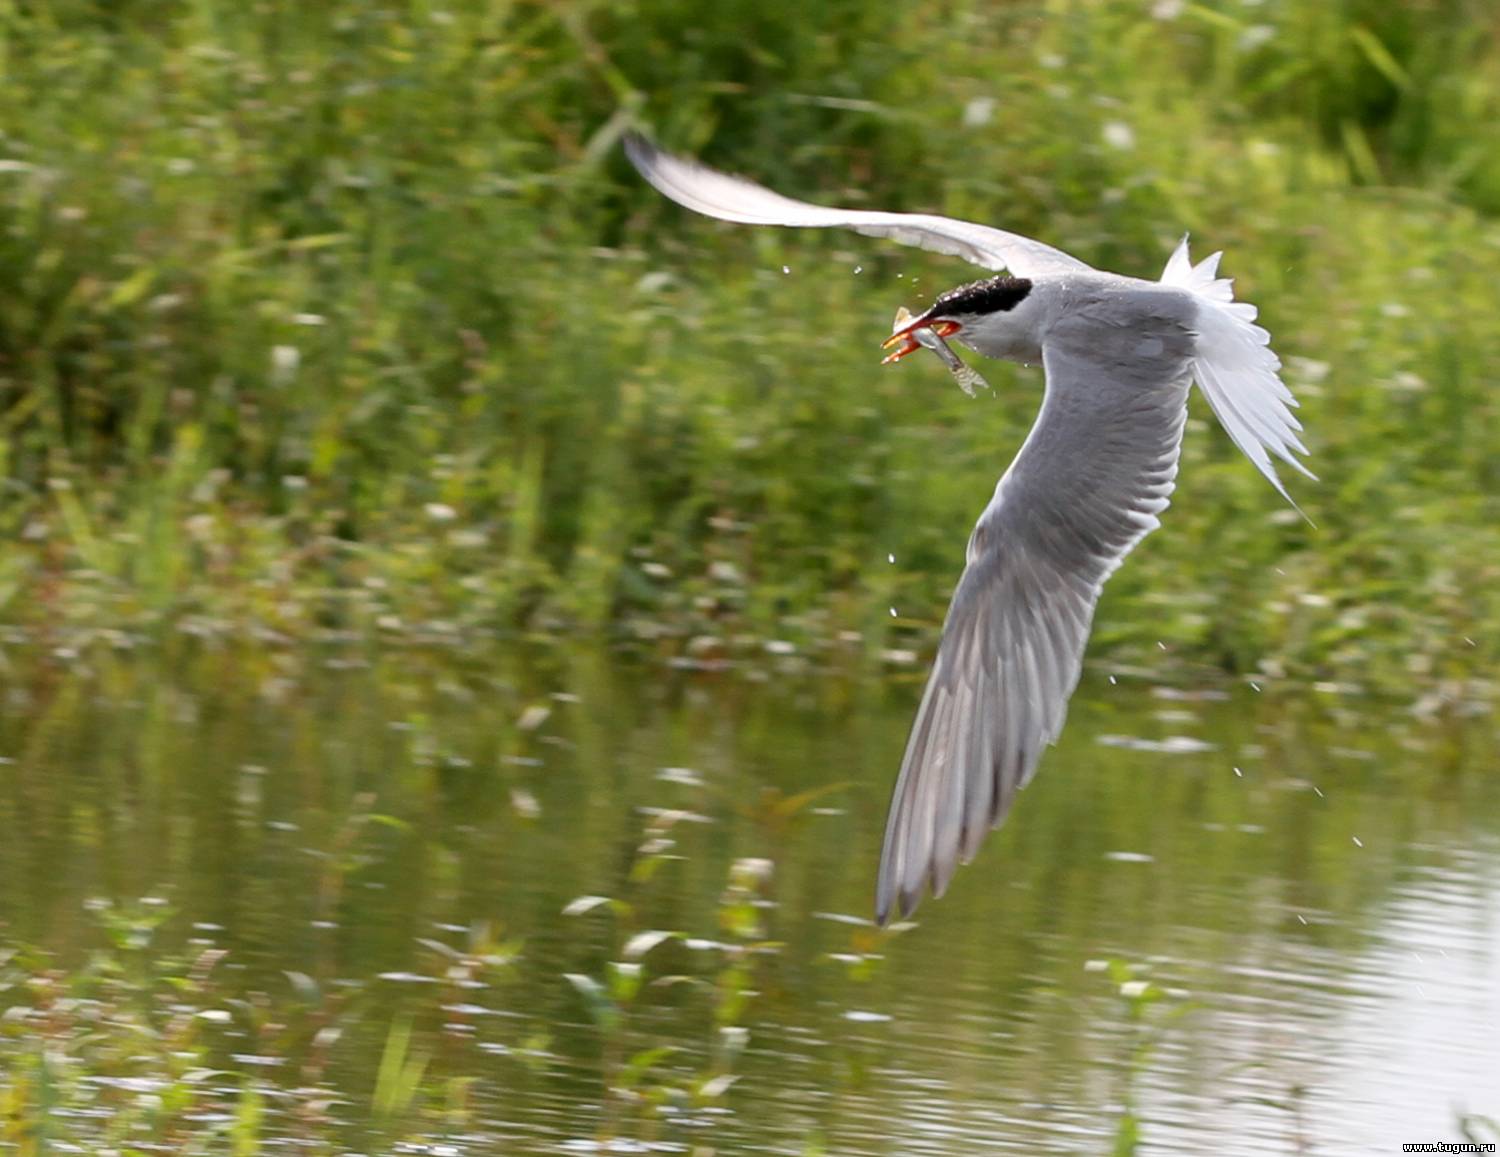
1, 1, 1497, 691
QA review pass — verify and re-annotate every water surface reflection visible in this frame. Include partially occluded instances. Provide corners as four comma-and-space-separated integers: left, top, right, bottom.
0, 647, 1494, 1153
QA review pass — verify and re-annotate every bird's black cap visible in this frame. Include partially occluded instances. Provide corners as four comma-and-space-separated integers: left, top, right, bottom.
931, 275, 1033, 316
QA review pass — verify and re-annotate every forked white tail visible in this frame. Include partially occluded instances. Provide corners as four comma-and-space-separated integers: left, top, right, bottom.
1162, 237, 1315, 512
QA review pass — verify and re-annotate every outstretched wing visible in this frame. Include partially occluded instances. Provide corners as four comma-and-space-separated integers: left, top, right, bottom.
625, 133, 1090, 279
876, 300, 1197, 923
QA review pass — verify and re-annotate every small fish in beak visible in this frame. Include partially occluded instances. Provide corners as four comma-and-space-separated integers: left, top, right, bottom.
882, 307, 990, 397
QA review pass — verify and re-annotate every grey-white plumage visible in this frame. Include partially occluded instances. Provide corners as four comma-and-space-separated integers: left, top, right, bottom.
880, 300, 1194, 918
625, 134, 1088, 278
623, 133, 1313, 923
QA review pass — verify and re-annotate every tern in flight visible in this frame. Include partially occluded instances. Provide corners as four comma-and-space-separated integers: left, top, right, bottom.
624, 133, 1312, 923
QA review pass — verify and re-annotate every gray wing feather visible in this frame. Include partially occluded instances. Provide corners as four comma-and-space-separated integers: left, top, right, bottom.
625, 134, 1090, 278
876, 298, 1198, 923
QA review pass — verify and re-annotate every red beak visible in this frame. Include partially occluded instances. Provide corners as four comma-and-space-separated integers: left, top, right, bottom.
881, 317, 961, 364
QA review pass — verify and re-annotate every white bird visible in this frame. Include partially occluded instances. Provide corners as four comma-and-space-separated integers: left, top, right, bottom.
624, 134, 1313, 923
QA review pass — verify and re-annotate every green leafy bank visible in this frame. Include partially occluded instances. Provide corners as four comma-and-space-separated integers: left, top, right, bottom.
0, 1, 1496, 697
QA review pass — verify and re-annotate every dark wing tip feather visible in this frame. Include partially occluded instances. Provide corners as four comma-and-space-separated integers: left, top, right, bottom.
622, 130, 659, 172
871, 557, 1101, 924
874, 872, 898, 927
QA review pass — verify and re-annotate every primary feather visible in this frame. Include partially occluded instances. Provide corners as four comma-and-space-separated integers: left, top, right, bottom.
625, 133, 1089, 278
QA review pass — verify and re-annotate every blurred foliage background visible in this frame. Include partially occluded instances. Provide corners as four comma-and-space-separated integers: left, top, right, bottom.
0, 0, 1497, 695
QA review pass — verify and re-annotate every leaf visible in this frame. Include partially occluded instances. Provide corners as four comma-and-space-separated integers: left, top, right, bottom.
629, 852, 682, 885
283, 232, 352, 251
561, 894, 613, 917
372, 1017, 430, 1121
415, 937, 463, 961
607, 961, 644, 1003
516, 703, 551, 731
232, 1081, 263, 1156
1349, 26, 1411, 92
647, 974, 703, 989
622, 930, 676, 960
615, 1045, 679, 1090
282, 970, 320, 1003
564, 973, 618, 1031
1180, 4, 1244, 34
766, 781, 851, 821
106, 267, 156, 311
698, 1073, 740, 1100
564, 972, 605, 1001
1339, 120, 1382, 185
1118, 980, 1160, 1003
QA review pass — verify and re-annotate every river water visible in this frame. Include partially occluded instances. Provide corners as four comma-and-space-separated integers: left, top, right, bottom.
1, 645, 1495, 1153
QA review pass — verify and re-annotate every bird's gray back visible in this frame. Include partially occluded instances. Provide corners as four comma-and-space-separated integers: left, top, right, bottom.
987, 284, 1196, 569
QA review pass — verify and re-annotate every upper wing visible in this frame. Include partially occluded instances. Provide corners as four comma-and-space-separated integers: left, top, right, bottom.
625, 133, 1091, 278
876, 300, 1197, 923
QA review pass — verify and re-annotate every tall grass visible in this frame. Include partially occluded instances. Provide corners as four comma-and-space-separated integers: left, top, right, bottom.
0, 0, 1497, 692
